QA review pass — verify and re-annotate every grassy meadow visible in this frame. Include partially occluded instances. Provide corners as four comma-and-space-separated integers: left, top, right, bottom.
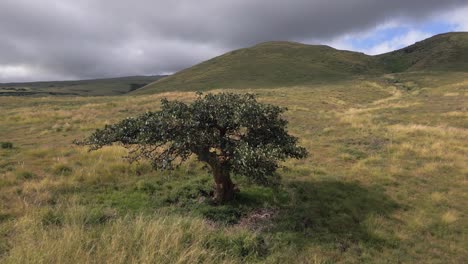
0, 72, 467, 263
0, 75, 164, 97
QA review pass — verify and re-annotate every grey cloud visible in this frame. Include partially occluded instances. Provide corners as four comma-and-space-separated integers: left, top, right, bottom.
0, 0, 466, 82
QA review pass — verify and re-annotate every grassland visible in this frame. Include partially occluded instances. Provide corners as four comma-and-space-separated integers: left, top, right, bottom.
0, 72, 467, 263
0, 75, 165, 97
135, 41, 384, 94
137, 33, 468, 95
378, 32, 468, 72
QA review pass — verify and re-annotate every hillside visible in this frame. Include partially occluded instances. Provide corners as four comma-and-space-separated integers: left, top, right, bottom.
0, 75, 165, 96
136, 32, 468, 94
3, 33, 466, 97
135, 41, 385, 94
378, 32, 468, 72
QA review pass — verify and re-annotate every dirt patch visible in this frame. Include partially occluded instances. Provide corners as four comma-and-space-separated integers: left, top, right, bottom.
237, 208, 278, 231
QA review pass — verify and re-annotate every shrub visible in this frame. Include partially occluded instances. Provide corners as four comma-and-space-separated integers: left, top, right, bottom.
77, 92, 307, 203
1, 142, 13, 149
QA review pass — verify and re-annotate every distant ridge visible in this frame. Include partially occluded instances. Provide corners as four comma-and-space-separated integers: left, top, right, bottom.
134, 41, 384, 94
135, 32, 468, 94
377, 32, 468, 72
0, 75, 165, 96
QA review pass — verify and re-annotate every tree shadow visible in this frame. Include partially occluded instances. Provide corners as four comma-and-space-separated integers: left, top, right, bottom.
264, 180, 400, 250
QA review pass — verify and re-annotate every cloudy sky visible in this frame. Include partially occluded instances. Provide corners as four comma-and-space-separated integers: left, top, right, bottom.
1, 0, 467, 82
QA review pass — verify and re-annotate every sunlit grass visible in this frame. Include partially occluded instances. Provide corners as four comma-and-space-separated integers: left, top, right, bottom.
0, 72, 467, 263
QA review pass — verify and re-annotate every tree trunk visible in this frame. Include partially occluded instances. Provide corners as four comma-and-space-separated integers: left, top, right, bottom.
212, 164, 236, 203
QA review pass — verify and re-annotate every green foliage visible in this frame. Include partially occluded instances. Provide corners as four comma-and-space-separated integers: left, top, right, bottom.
78, 92, 307, 198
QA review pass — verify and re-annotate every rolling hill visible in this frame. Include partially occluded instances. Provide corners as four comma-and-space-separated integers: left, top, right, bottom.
0, 75, 165, 96
136, 32, 468, 94
3, 32, 467, 97
134, 41, 385, 94
378, 32, 468, 72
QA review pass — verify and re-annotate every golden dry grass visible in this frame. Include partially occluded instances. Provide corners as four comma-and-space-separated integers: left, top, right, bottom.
0, 72, 467, 263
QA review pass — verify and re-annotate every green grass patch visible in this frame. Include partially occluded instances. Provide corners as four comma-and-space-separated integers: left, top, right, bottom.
0, 142, 13, 149
51, 164, 73, 176
14, 170, 35, 180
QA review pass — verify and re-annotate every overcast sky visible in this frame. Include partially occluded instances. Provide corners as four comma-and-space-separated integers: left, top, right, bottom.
1, 0, 467, 82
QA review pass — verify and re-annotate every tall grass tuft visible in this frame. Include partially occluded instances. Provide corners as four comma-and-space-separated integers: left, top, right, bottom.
3, 212, 239, 264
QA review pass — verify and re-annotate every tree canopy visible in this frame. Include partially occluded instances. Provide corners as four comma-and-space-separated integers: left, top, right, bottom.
77, 92, 307, 202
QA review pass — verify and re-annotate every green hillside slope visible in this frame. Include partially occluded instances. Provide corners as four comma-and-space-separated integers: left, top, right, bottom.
8, 32, 465, 96
0, 75, 165, 96
378, 32, 468, 72
136, 32, 468, 94
135, 41, 384, 94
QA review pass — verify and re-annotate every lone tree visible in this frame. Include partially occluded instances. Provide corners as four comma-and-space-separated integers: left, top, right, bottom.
77, 93, 307, 203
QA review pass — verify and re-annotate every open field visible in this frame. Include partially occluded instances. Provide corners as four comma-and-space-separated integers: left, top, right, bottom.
0, 75, 165, 97
0, 72, 467, 263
